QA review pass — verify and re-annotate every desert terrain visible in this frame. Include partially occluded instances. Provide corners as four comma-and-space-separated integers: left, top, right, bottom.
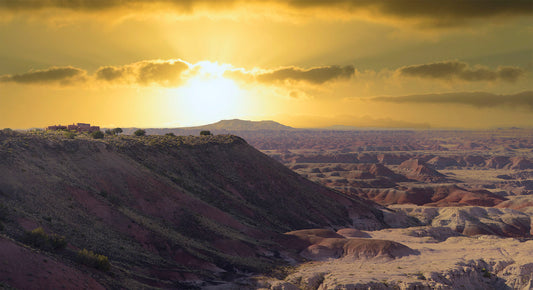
124, 121, 533, 288
0, 128, 388, 289
245, 126, 533, 289
1, 122, 532, 289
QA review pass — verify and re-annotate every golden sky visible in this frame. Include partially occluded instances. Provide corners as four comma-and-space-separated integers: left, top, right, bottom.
0, 0, 532, 129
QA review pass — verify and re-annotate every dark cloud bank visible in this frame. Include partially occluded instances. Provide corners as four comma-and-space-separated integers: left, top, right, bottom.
374, 91, 533, 111
399, 61, 526, 82
1, 0, 531, 26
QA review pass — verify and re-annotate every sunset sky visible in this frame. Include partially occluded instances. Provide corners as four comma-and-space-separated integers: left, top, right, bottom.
0, 0, 532, 129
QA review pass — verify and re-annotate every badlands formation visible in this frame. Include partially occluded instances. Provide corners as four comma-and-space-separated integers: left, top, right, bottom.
249, 128, 533, 289
0, 125, 532, 289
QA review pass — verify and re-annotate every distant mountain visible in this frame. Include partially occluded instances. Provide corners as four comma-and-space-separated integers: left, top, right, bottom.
121, 119, 294, 136
186, 119, 293, 131
120, 119, 293, 136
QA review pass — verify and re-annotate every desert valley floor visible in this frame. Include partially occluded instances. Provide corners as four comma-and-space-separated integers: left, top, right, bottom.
235, 127, 533, 289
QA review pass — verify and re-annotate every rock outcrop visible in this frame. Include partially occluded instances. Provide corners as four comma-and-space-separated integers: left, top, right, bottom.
398, 159, 447, 182
284, 229, 418, 261
392, 205, 531, 237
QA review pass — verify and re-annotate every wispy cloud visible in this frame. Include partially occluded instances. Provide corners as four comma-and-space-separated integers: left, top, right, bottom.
255, 65, 355, 85
399, 61, 526, 82
95, 59, 190, 86
373, 91, 533, 111
0, 66, 86, 85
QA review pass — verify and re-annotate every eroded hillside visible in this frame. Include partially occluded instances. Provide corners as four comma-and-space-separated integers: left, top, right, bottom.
0, 130, 387, 288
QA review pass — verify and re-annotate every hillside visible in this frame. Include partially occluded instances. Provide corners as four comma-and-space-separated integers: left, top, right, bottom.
122, 119, 294, 136
186, 119, 293, 131
0, 129, 385, 288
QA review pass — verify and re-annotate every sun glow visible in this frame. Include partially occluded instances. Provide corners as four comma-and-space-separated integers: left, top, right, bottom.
167, 62, 248, 126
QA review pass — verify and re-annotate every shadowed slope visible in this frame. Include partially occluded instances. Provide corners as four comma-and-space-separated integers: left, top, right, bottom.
0, 130, 386, 288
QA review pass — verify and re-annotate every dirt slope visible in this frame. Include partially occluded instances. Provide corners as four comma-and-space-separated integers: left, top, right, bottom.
0, 130, 386, 288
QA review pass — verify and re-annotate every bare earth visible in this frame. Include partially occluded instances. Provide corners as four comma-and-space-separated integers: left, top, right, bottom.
259, 228, 533, 289
245, 128, 533, 289
2, 127, 533, 289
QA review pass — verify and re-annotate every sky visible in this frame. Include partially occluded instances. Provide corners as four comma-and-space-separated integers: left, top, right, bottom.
0, 0, 532, 129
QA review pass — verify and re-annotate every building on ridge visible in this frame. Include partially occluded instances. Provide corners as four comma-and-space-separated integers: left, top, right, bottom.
48, 123, 100, 133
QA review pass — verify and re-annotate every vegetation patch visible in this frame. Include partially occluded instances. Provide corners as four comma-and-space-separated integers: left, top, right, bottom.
482, 268, 492, 278
76, 248, 111, 271
22, 227, 67, 251
64, 131, 77, 139
415, 271, 426, 280
91, 131, 104, 139
134, 129, 146, 136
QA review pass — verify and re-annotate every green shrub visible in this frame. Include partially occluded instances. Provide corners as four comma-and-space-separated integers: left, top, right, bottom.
165, 132, 175, 137
91, 130, 104, 139
105, 128, 122, 136
482, 268, 492, 278
65, 131, 76, 139
23, 227, 67, 251
200, 130, 212, 136
134, 129, 146, 136
111, 128, 123, 135
77, 248, 110, 271
49, 234, 68, 250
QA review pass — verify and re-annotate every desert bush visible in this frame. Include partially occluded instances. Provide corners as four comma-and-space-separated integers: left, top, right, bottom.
23, 227, 67, 251
77, 248, 110, 271
91, 130, 104, 139
48, 234, 68, 250
112, 128, 123, 135
415, 272, 426, 280
165, 132, 175, 137
106, 128, 123, 136
482, 268, 492, 278
1, 128, 17, 137
134, 129, 146, 136
65, 131, 76, 139
200, 130, 212, 136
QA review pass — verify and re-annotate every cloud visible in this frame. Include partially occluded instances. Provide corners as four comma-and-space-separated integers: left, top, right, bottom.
255, 65, 355, 84
95, 66, 126, 82
136, 60, 189, 85
373, 91, 533, 111
2, 0, 530, 26
0, 66, 86, 85
399, 61, 526, 82
0, 59, 191, 87
95, 59, 190, 86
